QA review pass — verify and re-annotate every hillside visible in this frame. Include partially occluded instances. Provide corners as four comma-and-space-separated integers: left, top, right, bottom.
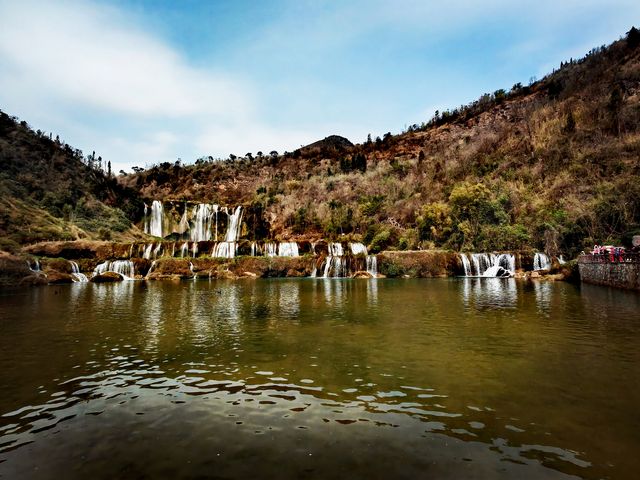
0, 112, 145, 252
121, 29, 640, 257
2, 29, 639, 258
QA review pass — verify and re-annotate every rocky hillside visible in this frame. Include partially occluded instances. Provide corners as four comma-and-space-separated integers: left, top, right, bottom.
0, 111, 146, 252
122, 29, 640, 257
2, 29, 640, 259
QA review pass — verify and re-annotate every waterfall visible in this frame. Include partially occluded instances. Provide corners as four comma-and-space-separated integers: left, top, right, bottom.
192, 242, 198, 258
94, 260, 135, 280
460, 254, 471, 276
366, 255, 377, 276
350, 242, 368, 255
145, 200, 164, 237
178, 205, 190, 235
534, 252, 551, 271
460, 253, 515, 277
322, 243, 345, 277
143, 243, 153, 260
212, 242, 236, 259
558, 255, 566, 265
328, 242, 344, 256
28, 259, 41, 272
251, 242, 257, 257
146, 260, 157, 278
180, 242, 189, 258
278, 242, 299, 257
153, 243, 162, 258
224, 206, 243, 242
264, 242, 277, 257
69, 261, 88, 282
191, 204, 218, 242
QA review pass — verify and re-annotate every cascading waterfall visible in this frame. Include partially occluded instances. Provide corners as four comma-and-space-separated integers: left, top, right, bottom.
322, 243, 345, 278
366, 255, 378, 277
143, 244, 153, 260
211, 242, 236, 259
180, 242, 189, 258
534, 252, 552, 271
264, 243, 278, 257
460, 254, 472, 276
459, 253, 515, 277
251, 242, 257, 257
211, 206, 243, 259
190, 204, 218, 242
145, 200, 164, 237
178, 205, 190, 235
225, 206, 243, 242
94, 260, 135, 280
192, 242, 198, 258
153, 243, 162, 258
278, 242, 299, 257
349, 242, 368, 255
69, 261, 88, 282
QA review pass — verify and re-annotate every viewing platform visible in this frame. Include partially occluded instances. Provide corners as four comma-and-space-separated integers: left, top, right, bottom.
578, 253, 640, 291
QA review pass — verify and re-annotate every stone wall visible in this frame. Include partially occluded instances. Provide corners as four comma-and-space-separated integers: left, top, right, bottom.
578, 254, 640, 291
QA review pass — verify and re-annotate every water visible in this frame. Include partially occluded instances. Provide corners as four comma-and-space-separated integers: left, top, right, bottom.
0, 279, 638, 479
535, 252, 552, 271
93, 260, 135, 279
460, 253, 516, 277
145, 200, 164, 238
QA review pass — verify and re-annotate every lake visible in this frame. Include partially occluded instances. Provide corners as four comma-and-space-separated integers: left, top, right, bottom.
1, 278, 639, 479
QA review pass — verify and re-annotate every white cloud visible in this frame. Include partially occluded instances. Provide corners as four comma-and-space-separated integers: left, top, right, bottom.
0, 0, 248, 118
0, 0, 305, 171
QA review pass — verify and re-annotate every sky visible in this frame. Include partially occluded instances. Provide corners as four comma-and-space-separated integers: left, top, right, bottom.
0, 0, 638, 173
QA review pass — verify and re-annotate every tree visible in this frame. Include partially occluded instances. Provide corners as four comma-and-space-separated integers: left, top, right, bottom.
628, 26, 640, 49
107, 160, 111, 177
269, 150, 278, 158
229, 154, 237, 161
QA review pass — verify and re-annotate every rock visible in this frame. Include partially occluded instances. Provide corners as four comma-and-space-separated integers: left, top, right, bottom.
242, 271, 259, 278
633, 235, 640, 248
90, 272, 124, 283
45, 270, 74, 284
530, 271, 540, 278
0, 251, 34, 287
218, 270, 238, 280
352, 270, 373, 278
286, 269, 305, 277
19, 273, 48, 286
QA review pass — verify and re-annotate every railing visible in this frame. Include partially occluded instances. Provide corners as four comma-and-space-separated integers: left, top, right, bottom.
578, 253, 640, 264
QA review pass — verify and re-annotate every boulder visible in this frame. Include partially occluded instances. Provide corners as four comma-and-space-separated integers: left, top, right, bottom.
90, 272, 123, 283
19, 273, 48, 286
352, 270, 374, 278
45, 270, 74, 284
0, 251, 34, 287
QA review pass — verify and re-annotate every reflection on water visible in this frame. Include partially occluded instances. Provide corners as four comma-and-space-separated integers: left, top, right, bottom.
0, 279, 639, 479
461, 277, 518, 309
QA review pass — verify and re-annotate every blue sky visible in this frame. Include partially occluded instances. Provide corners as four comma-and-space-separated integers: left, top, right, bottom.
0, 0, 638, 172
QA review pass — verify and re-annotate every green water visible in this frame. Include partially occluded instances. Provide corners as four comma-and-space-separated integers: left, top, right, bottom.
0, 279, 638, 479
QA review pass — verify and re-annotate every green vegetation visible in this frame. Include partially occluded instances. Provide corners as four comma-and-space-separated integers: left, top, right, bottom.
0, 111, 144, 248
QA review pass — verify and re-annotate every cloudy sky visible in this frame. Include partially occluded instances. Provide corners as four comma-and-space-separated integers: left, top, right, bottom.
0, 0, 638, 173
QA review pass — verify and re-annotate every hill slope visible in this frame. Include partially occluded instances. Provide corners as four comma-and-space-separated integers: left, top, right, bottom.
122, 29, 640, 256
0, 112, 145, 251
